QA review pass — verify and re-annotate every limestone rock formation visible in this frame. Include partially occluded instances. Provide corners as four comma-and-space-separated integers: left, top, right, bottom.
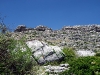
26, 40, 65, 64
13, 24, 100, 53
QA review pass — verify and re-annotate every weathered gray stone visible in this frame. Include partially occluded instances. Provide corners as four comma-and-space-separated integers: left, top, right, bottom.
14, 25, 27, 32
76, 50, 96, 56
26, 40, 65, 64
44, 64, 69, 73
12, 24, 100, 55
34, 25, 52, 31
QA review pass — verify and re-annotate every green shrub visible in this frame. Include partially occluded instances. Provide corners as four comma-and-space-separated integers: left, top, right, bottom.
60, 56, 100, 75
95, 52, 100, 57
62, 47, 76, 63
0, 34, 35, 75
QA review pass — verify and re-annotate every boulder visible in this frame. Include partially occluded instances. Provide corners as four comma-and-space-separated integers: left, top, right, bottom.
34, 25, 52, 31
14, 25, 27, 32
26, 40, 65, 64
76, 50, 96, 56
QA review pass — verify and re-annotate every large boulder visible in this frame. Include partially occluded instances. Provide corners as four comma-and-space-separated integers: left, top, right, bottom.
26, 40, 65, 64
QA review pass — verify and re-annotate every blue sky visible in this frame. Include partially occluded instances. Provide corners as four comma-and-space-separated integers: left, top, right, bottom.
0, 0, 100, 30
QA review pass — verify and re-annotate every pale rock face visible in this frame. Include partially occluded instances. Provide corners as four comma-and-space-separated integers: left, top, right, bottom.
76, 50, 96, 56
26, 40, 65, 64
44, 64, 69, 73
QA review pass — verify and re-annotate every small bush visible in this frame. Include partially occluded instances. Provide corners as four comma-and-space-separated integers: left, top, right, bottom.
95, 52, 100, 57
62, 47, 76, 63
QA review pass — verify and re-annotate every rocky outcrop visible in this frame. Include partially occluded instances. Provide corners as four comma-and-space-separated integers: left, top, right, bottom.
14, 25, 27, 32
14, 25, 52, 32
13, 24, 100, 53
62, 25, 100, 32
26, 40, 65, 64
34, 25, 52, 31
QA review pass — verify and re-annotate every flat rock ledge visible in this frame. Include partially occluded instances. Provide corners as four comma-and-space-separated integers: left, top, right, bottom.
44, 64, 69, 74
